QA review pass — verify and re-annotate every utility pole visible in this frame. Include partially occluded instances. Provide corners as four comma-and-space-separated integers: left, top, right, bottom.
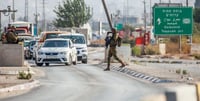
143, 0, 147, 32
34, 0, 39, 35
42, 0, 46, 31
126, 0, 129, 25
12, 0, 15, 22
24, 0, 28, 21
160, 0, 162, 3
101, 0, 112, 30
150, 0, 152, 27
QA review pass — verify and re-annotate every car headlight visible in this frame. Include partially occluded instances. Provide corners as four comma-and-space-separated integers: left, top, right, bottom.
60, 52, 67, 55
82, 49, 87, 52
38, 51, 44, 55
82, 47, 87, 52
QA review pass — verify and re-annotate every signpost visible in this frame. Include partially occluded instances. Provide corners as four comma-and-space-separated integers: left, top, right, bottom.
114, 23, 123, 31
154, 7, 193, 35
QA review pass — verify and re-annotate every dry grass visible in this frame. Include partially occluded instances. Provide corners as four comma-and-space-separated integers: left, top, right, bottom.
166, 42, 179, 54
144, 44, 159, 55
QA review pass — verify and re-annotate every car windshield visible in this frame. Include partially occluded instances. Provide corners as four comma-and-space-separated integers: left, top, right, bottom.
59, 35, 85, 44
43, 40, 68, 47
24, 41, 30, 47
29, 41, 36, 46
46, 33, 59, 39
16, 30, 26, 34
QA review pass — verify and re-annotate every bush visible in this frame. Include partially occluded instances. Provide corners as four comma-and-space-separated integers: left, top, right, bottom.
176, 69, 181, 74
166, 42, 179, 54
132, 46, 142, 56
18, 71, 32, 80
194, 54, 200, 60
182, 70, 188, 75
144, 44, 159, 55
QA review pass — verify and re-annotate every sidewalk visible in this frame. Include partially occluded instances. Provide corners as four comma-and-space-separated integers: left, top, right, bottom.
98, 57, 200, 87
0, 61, 44, 99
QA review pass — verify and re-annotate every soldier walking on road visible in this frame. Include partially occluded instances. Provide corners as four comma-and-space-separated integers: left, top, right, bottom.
104, 28, 125, 71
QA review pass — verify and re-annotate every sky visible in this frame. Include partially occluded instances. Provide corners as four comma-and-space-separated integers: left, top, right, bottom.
0, 0, 196, 27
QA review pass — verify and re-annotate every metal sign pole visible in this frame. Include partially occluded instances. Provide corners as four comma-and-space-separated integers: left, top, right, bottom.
102, 0, 113, 30
179, 35, 182, 54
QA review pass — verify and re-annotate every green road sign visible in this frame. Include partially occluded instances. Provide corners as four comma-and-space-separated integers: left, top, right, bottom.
114, 23, 123, 31
154, 7, 193, 35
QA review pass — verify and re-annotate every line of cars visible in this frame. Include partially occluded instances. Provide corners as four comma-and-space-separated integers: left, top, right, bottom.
24, 31, 88, 66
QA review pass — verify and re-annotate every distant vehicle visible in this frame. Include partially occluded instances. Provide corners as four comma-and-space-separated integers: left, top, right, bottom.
28, 40, 37, 59
24, 40, 31, 59
35, 38, 77, 66
17, 34, 34, 41
32, 41, 39, 60
39, 31, 69, 43
58, 33, 88, 64
9, 21, 37, 36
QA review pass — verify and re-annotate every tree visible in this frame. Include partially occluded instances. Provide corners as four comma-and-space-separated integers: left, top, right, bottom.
53, 0, 92, 28
194, 8, 200, 23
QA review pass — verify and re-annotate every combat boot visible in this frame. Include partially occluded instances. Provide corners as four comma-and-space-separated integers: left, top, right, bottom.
104, 64, 110, 71
119, 62, 126, 68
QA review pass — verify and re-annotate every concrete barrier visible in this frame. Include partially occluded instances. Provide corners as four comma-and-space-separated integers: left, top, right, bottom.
165, 85, 197, 101
196, 83, 200, 101
116, 45, 131, 64
0, 43, 24, 66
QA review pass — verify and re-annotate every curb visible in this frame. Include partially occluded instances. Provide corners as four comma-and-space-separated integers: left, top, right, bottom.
131, 59, 200, 64
0, 61, 40, 96
99, 63, 173, 83
0, 80, 40, 93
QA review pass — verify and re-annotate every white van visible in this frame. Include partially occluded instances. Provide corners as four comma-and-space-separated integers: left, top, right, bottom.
58, 33, 88, 63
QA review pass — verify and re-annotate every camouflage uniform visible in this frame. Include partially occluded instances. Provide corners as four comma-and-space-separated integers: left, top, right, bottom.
1, 32, 7, 43
104, 28, 125, 71
6, 31, 18, 44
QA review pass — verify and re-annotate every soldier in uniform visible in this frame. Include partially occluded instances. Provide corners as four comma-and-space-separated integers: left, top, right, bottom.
6, 26, 18, 44
104, 28, 125, 71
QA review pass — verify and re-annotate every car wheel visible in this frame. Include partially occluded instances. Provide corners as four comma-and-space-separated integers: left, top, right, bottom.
32, 52, 36, 60
65, 55, 72, 66
45, 63, 49, 66
36, 63, 43, 66
35, 57, 43, 66
73, 57, 77, 65
82, 59, 87, 64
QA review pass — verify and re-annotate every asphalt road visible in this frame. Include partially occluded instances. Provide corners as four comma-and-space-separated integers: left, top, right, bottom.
1, 48, 164, 101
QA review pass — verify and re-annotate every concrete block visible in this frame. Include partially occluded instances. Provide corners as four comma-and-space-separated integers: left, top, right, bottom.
141, 94, 166, 101
0, 44, 24, 66
195, 82, 200, 101
166, 85, 197, 101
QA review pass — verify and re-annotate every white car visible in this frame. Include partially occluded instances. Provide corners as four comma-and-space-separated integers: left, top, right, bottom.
58, 33, 88, 63
35, 38, 77, 66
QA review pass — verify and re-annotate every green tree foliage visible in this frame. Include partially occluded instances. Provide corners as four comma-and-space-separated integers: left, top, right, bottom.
53, 0, 92, 27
